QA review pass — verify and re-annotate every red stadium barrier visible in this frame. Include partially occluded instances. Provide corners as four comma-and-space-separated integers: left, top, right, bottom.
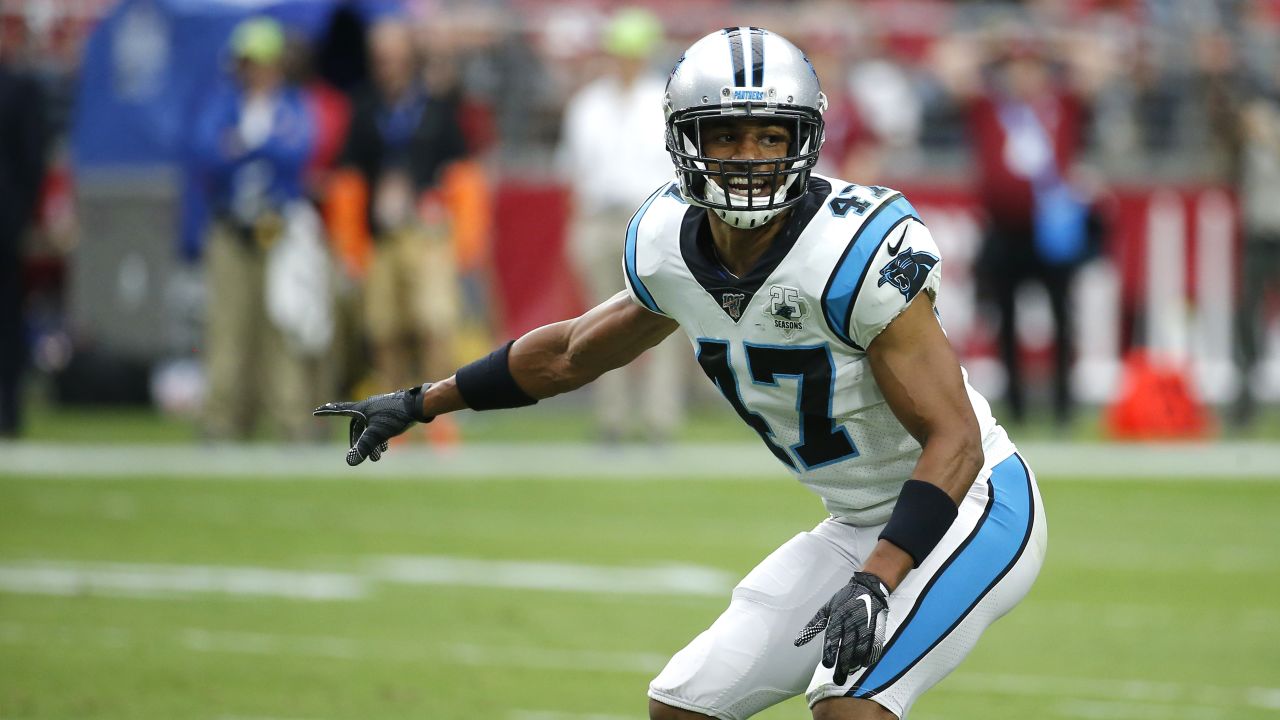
488, 180, 1242, 411
490, 182, 584, 339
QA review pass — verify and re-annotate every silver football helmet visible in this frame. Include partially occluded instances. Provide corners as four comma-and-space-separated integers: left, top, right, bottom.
665, 27, 827, 229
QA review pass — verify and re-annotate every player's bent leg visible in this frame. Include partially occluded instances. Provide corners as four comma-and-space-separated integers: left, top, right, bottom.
649, 698, 714, 720
811, 697, 897, 720
649, 530, 856, 720
807, 452, 1048, 719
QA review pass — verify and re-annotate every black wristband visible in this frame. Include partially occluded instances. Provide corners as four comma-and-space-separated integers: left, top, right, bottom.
879, 479, 959, 567
402, 383, 433, 422
455, 341, 538, 411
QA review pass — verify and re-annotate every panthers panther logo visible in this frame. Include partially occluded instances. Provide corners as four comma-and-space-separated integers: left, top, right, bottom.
877, 248, 939, 300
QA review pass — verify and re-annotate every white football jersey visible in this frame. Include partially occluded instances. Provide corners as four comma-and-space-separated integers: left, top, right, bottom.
623, 174, 1015, 525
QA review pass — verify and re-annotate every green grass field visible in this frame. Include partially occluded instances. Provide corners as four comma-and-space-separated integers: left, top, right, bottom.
2, 462, 1279, 720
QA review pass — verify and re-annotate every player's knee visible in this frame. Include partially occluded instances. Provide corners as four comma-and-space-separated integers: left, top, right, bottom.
648, 698, 713, 720
811, 696, 898, 720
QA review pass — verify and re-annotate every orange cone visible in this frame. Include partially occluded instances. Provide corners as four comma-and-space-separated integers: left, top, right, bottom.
1105, 351, 1212, 440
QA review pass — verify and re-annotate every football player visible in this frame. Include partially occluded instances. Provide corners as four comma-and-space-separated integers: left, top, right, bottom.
316, 27, 1047, 720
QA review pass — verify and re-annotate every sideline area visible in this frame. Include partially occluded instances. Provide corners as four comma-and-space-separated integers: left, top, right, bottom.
2, 440, 1278, 480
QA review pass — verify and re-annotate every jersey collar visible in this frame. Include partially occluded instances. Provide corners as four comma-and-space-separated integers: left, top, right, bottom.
679, 176, 831, 322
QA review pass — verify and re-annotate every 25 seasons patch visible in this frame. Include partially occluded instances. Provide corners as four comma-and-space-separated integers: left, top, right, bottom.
766, 285, 808, 338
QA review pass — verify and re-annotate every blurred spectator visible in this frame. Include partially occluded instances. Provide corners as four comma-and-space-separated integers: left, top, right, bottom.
189, 17, 322, 441
284, 35, 352, 203
805, 34, 883, 181
555, 8, 686, 445
1233, 92, 1280, 426
19, 0, 1280, 429
0, 51, 48, 438
846, 37, 923, 159
284, 30, 362, 402
962, 41, 1091, 426
1188, 28, 1247, 182
339, 19, 467, 430
314, 4, 368, 96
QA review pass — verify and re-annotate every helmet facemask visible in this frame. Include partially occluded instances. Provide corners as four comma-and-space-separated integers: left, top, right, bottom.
666, 100, 825, 229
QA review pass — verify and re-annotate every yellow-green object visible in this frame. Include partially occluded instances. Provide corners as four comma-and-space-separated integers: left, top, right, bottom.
602, 7, 664, 59
230, 16, 285, 64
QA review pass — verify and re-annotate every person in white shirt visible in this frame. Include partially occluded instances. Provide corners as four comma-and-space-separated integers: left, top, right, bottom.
555, 7, 688, 443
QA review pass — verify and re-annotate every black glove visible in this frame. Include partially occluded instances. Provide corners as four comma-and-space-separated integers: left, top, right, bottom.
794, 571, 890, 686
313, 384, 433, 466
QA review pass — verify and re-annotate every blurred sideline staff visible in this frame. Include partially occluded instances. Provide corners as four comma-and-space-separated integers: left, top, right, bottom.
1235, 93, 1280, 426
339, 20, 468, 401
190, 17, 326, 442
959, 41, 1094, 426
555, 8, 687, 444
0, 54, 48, 438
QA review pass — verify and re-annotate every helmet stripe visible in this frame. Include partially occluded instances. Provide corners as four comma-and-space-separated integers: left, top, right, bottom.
724, 28, 747, 87
739, 26, 753, 86
749, 27, 765, 87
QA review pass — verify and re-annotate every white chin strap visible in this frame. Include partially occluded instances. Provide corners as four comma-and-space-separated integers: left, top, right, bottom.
702, 174, 795, 229
682, 130, 811, 230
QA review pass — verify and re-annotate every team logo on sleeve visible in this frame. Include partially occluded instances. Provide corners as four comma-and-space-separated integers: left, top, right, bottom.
877, 248, 939, 300
766, 285, 809, 338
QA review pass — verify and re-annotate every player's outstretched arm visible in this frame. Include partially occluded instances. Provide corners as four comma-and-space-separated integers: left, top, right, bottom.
315, 292, 678, 465
422, 290, 677, 411
506, 291, 679, 397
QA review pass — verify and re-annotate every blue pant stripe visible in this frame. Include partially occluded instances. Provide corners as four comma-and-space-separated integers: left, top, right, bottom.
850, 454, 1035, 698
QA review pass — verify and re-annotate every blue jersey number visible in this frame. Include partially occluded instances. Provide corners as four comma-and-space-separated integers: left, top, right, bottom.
828, 184, 872, 217
696, 340, 860, 470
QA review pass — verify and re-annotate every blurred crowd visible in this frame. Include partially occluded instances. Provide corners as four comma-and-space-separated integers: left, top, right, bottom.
1, 0, 1279, 442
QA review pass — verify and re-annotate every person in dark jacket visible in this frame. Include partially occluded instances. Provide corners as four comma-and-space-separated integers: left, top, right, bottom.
0, 59, 48, 438
967, 46, 1090, 426
339, 19, 467, 399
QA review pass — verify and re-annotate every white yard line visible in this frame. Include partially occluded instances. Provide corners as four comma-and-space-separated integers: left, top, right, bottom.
0, 556, 734, 602
0, 561, 366, 600
1249, 687, 1280, 711
372, 556, 733, 597
2, 441, 1278, 480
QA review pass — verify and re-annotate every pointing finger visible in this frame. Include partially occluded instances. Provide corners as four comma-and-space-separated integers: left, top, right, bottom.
314, 402, 359, 417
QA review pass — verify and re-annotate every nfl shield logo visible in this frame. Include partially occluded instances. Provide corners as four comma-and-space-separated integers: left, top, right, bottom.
721, 292, 746, 321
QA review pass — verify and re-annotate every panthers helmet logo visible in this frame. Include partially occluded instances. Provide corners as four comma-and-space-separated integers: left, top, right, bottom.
877, 248, 939, 300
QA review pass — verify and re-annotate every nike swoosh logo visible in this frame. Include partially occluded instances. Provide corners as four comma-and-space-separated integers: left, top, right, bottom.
858, 595, 874, 628
886, 228, 904, 256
